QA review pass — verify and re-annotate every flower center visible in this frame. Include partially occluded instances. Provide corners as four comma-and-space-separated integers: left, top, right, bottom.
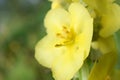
55, 26, 75, 47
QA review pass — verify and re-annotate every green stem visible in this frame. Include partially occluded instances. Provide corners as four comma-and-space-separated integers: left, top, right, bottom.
73, 61, 90, 80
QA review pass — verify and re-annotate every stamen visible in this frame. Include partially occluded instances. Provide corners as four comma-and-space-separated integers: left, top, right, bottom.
63, 26, 70, 33
55, 26, 75, 47
56, 33, 66, 38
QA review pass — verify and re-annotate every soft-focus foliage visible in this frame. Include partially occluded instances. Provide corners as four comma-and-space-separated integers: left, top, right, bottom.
84, 0, 120, 37
0, 0, 54, 80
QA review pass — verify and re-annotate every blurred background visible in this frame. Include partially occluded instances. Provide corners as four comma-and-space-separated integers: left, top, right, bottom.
0, 0, 54, 80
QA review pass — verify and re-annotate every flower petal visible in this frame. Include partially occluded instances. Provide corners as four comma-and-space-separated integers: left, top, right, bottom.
68, 3, 93, 59
52, 44, 84, 80
35, 35, 66, 68
100, 4, 120, 37
76, 33, 92, 59
44, 7, 70, 35
84, 0, 120, 37
51, 33, 93, 80
84, 0, 115, 15
69, 2, 93, 34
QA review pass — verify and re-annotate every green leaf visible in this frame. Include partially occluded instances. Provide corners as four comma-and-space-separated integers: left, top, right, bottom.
73, 61, 90, 80
114, 0, 120, 5
111, 69, 120, 80
114, 29, 120, 69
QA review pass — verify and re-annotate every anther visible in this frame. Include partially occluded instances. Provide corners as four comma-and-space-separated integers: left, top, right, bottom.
63, 26, 70, 33
56, 33, 65, 38
55, 44, 63, 47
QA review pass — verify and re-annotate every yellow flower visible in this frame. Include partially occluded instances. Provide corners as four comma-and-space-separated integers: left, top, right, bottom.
84, 0, 120, 37
84, 0, 114, 15
100, 4, 120, 38
35, 2, 93, 80
49, 0, 79, 9
49, 0, 79, 3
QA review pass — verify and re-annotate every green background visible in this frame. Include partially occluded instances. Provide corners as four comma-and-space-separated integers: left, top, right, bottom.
0, 0, 53, 80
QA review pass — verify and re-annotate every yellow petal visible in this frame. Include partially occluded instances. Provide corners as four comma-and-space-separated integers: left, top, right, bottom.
35, 35, 66, 68
76, 33, 92, 59
49, 0, 79, 3
52, 44, 84, 80
51, 33, 93, 80
50, 0, 79, 9
69, 3, 93, 58
68, 2, 93, 58
51, 1, 62, 9
100, 4, 120, 37
69, 2, 93, 34
44, 7, 70, 35
84, 0, 120, 37
84, 0, 115, 15
35, 35, 88, 80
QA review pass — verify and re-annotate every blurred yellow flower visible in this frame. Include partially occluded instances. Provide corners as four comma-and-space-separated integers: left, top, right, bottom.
49, 0, 79, 3
35, 2, 93, 80
84, 0, 120, 38
49, 0, 79, 9
83, 1, 119, 79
